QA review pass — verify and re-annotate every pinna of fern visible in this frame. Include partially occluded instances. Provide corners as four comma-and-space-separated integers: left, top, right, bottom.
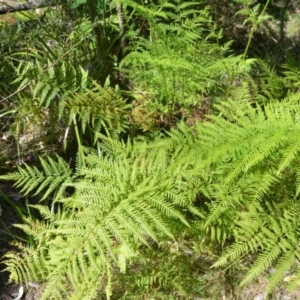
61, 81, 131, 144
0, 155, 73, 203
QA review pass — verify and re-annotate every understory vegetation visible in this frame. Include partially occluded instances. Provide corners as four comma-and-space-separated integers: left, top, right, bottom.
1, 0, 300, 299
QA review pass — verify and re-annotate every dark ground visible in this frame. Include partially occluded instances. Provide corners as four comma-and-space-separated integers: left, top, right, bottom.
0, 183, 44, 300
0, 184, 24, 299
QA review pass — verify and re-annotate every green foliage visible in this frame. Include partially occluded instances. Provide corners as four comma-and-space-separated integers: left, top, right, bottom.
63, 81, 130, 142
0, 155, 72, 202
125, 82, 300, 295
0, 4, 122, 159
120, 0, 242, 128
3, 0, 300, 299
2, 141, 202, 298
114, 239, 205, 299
171, 95, 300, 295
14, 59, 89, 108
5, 86, 300, 297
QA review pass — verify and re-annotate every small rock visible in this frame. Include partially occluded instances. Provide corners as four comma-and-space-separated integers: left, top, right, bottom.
254, 293, 265, 300
266, 267, 276, 275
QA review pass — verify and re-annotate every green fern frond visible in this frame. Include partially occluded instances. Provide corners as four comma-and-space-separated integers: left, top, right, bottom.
3, 134, 199, 298
63, 81, 130, 138
266, 250, 296, 293
0, 155, 72, 201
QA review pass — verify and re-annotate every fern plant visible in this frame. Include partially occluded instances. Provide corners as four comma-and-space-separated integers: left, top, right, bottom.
167, 94, 300, 295
1, 155, 73, 202
62, 81, 130, 144
4, 85, 300, 297
2, 5, 123, 160
0, 139, 202, 299
3, 2, 300, 298
120, 80, 300, 295
119, 0, 256, 129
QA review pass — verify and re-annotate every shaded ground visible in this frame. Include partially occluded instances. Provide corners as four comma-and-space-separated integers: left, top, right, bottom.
0, 184, 43, 300
0, 184, 22, 299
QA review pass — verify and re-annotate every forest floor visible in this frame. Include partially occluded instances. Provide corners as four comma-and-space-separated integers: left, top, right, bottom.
0, 182, 43, 300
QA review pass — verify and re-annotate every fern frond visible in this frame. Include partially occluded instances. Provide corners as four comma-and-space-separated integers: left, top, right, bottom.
0, 155, 72, 201
4, 134, 198, 298
266, 250, 296, 293
63, 81, 130, 138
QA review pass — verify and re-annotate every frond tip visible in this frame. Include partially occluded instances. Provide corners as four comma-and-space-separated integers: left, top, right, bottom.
0, 155, 72, 201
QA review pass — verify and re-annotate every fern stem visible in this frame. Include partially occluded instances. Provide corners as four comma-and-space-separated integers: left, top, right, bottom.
153, 34, 171, 127
0, 189, 25, 221
242, 23, 256, 60
15, 118, 22, 165
72, 114, 86, 168
168, 71, 176, 128
242, 0, 271, 59
50, 101, 55, 154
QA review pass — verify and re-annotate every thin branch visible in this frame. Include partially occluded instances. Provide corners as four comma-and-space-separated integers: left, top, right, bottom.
280, 0, 291, 51
0, 0, 57, 15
